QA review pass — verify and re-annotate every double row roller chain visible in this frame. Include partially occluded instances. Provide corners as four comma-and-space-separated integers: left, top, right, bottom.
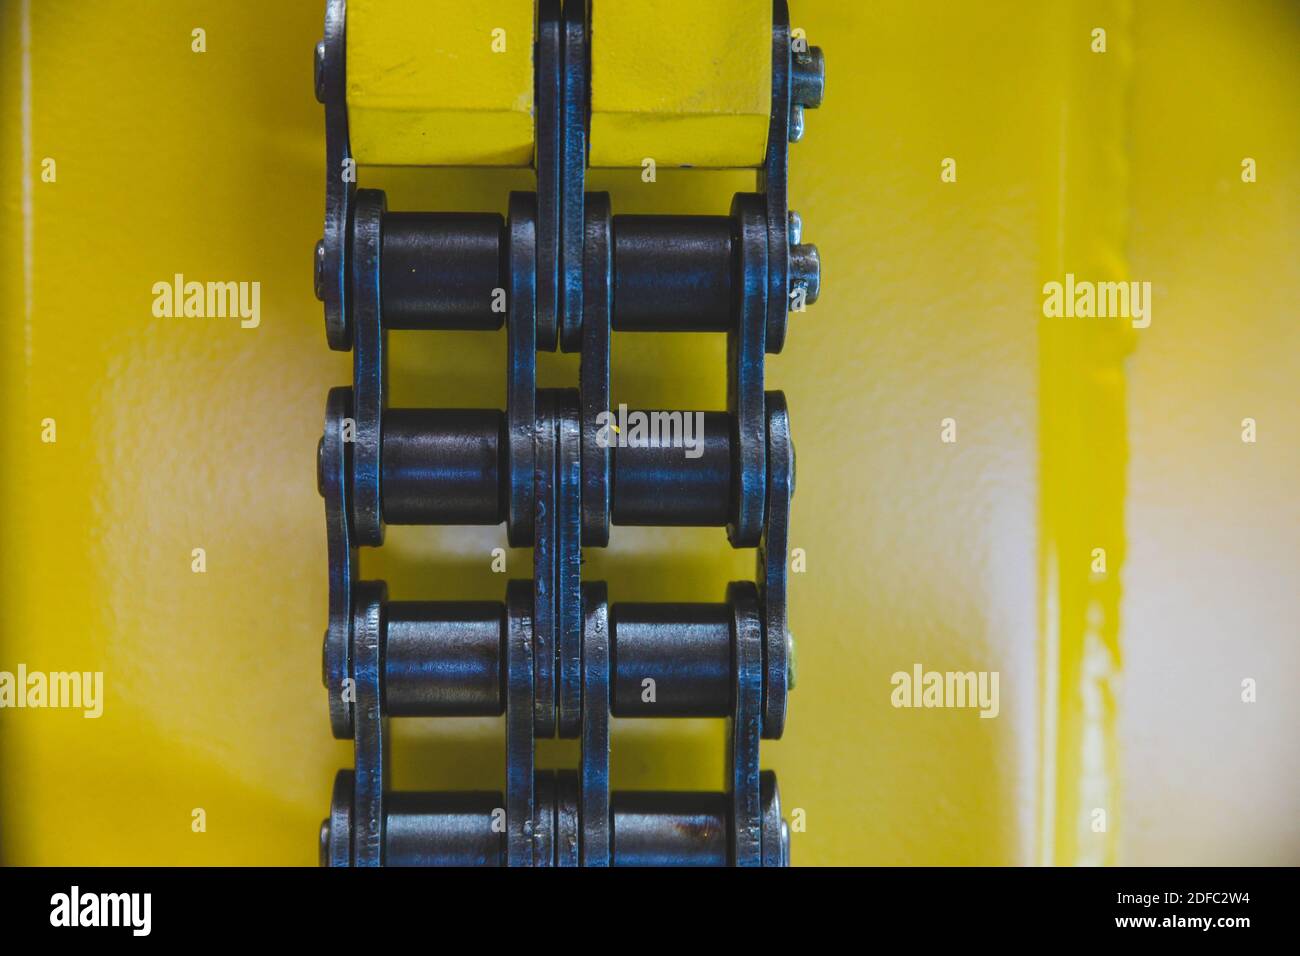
313, 0, 823, 867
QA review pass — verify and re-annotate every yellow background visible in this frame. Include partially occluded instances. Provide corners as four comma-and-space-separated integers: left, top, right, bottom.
1, 0, 1296, 865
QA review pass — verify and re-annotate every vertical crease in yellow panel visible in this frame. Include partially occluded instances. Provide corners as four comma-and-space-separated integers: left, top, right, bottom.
0, 0, 31, 861
1037, 0, 1134, 867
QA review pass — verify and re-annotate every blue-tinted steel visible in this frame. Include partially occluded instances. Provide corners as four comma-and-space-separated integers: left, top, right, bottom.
611, 792, 729, 867
727, 193, 769, 548
533, 770, 556, 867
579, 192, 611, 545
325, 770, 352, 867
313, 0, 812, 868
555, 769, 580, 866
760, 391, 792, 738
556, 391, 584, 737
351, 189, 386, 546
505, 579, 536, 865
759, 770, 790, 866
559, 0, 589, 352
380, 409, 504, 526
791, 45, 825, 109
728, 581, 764, 865
383, 602, 504, 717
534, 0, 561, 351
580, 581, 611, 865
610, 411, 732, 527
611, 602, 733, 717
355, 591, 767, 726
612, 215, 734, 332
532, 391, 557, 738
317, 0, 354, 351
321, 387, 356, 739
385, 792, 504, 867
330, 781, 771, 866
351, 580, 387, 866
380, 213, 506, 330
761, 0, 791, 355
788, 240, 821, 305
505, 193, 538, 547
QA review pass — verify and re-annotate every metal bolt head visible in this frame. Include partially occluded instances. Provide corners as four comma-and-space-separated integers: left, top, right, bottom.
788, 243, 820, 306
314, 40, 327, 104
792, 46, 825, 109
787, 210, 803, 245
788, 104, 805, 143
319, 818, 331, 867
314, 239, 326, 302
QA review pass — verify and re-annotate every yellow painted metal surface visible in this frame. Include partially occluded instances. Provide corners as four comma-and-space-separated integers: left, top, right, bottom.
1035, 0, 1133, 868
588, 0, 772, 168
1036, 0, 1300, 866
0, 0, 1296, 867
347, 0, 535, 166
1119, 0, 1299, 865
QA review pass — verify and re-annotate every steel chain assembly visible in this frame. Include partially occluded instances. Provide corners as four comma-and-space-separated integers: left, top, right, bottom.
313, 0, 823, 866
